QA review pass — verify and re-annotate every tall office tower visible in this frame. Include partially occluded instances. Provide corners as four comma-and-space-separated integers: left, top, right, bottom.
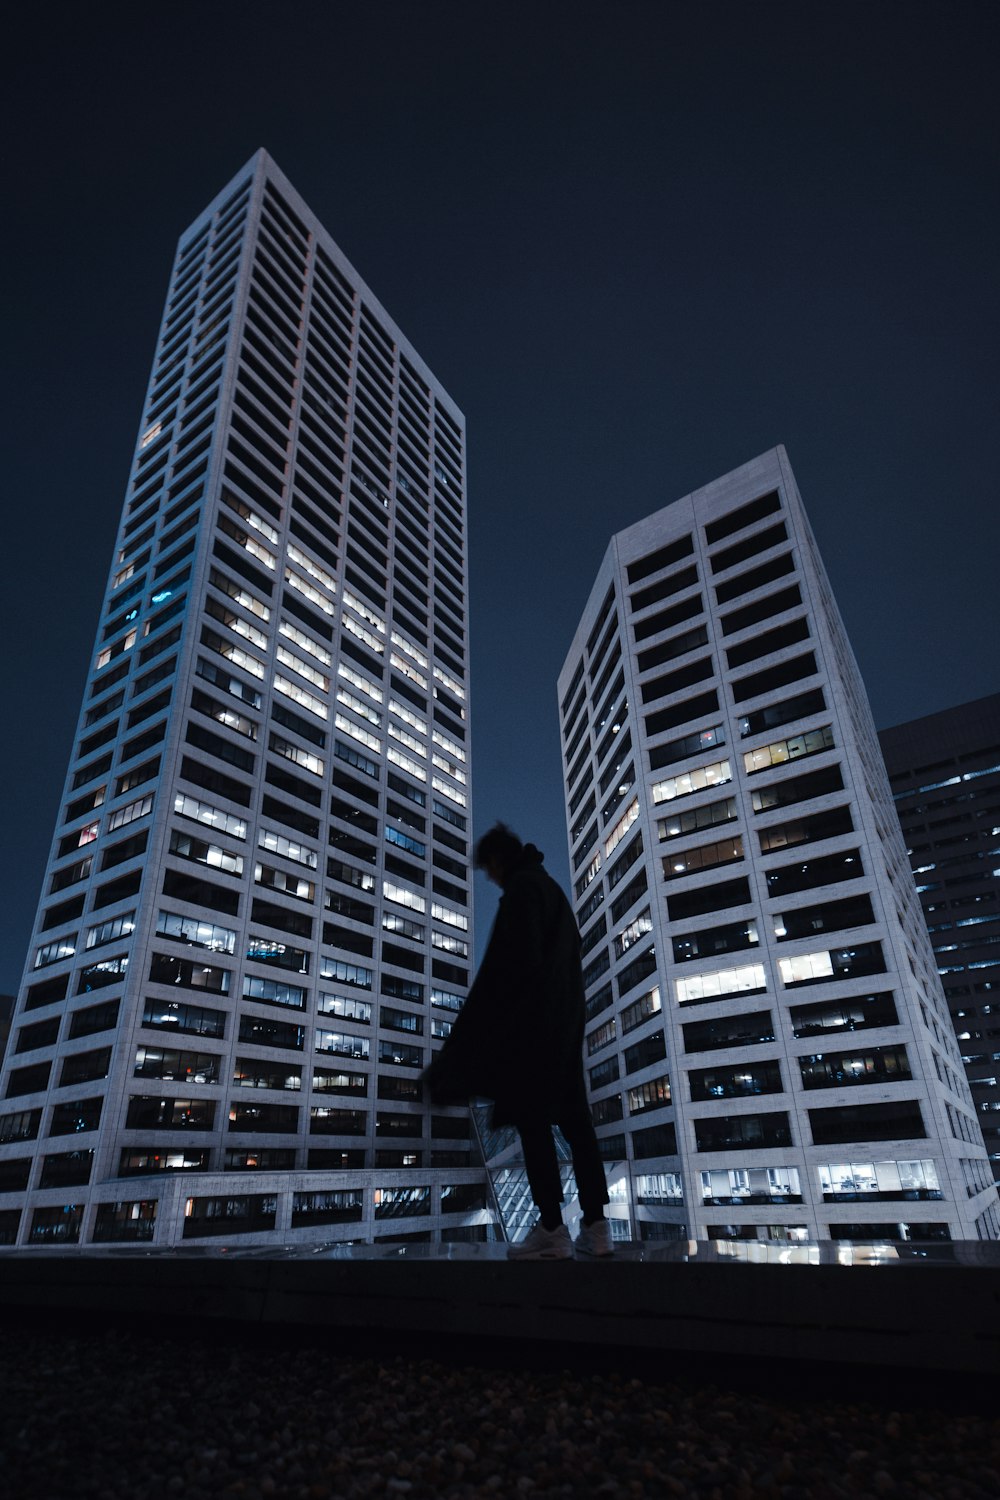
558, 448, 997, 1246
0, 151, 483, 1250
879, 695, 1000, 1187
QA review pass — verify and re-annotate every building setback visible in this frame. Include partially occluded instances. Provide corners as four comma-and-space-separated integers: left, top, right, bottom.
0, 151, 485, 1250
557, 448, 998, 1245
879, 694, 1000, 1188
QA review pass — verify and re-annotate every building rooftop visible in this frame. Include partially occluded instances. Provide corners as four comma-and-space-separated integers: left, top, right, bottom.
4, 1237, 998, 1378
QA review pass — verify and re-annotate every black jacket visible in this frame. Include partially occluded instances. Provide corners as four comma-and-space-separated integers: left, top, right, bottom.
426, 846, 586, 1126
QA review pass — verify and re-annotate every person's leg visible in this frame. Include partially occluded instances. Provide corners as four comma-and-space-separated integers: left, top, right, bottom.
557, 1074, 610, 1225
516, 1117, 564, 1229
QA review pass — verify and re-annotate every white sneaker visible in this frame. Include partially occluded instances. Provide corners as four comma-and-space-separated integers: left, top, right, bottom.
507, 1222, 573, 1260
574, 1219, 613, 1258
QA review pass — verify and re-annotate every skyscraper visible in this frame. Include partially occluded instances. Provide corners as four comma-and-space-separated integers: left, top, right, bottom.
0, 151, 485, 1249
558, 448, 997, 1245
879, 694, 1000, 1187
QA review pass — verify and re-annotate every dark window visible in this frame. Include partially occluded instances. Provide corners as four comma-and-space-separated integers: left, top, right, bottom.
181, 755, 251, 806
228, 1102, 299, 1133
758, 804, 854, 853
25, 974, 69, 1010
774, 893, 874, 943
738, 687, 826, 739
751, 762, 844, 813
162, 869, 240, 916
40, 894, 86, 930
28, 1205, 83, 1244
143, 997, 225, 1039
0, 1108, 42, 1143
629, 564, 699, 615
626, 535, 695, 585
92, 1201, 159, 1243
765, 849, 863, 898
799, 1046, 911, 1089
610, 871, 649, 924
49, 855, 94, 893
607, 831, 644, 890
68, 1000, 120, 1039
682, 1010, 775, 1053
667, 877, 751, 922
648, 724, 726, 774
182, 1194, 277, 1237
715, 551, 796, 606
15, 1017, 60, 1054
722, 585, 803, 638
328, 828, 377, 864
335, 767, 380, 808
58, 1050, 111, 1086
325, 890, 375, 925
632, 1122, 677, 1158
91, 870, 143, 910
148, 952, 231, 993
704, 491, 781, 545
789, 992, 898, 1039
267, 761, 322, 806
39, 1150, 94, 1188
272, 697, 327, 746
251, 898, 313, 938
49, 1097, 103, 1136
0, 1159, 31, 1191
694, 1111, 792, 1151
725, 617, 810, 671
101, 830, 150, 870
640, 655, 714, 703
828, 1222, 951, 1244
808, 1100, 925, 1145
672, 918, 758, 964
623, 1030, 667, 1074
635, 609, 705, 655
710, 522, 788, 574
239, 1015, 305, 1050
585, 982, 614, 1023
644, 690, 719, 739
731, 652, 817, 705
689, 1060, 783, 1101
589, 1056, 620, 1090
291, 1190, 364, 1227
6, 1062, 52, 1097
616, 946, 657, 997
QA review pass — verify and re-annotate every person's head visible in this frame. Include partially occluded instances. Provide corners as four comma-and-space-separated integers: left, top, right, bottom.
474, 823, 523, 887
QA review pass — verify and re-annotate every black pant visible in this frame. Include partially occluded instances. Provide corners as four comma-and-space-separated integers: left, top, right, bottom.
516, 1073, 610, 1224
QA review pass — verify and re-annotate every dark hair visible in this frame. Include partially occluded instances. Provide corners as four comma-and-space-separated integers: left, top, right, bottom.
474, 823, 523, 872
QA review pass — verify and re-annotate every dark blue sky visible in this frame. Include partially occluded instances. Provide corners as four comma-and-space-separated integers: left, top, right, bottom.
2, 2, 997, 992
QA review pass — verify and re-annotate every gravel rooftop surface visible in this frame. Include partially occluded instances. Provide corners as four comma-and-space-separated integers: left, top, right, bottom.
2, 1324, 997, 1500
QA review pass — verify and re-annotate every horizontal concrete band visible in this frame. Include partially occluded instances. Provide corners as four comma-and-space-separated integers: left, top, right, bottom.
2, 1246, 998, 1375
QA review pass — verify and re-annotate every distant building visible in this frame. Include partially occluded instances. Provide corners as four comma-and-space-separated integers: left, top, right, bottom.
558, 448, 997, 1244
879, 694, 1000, 1187
0, 997, 13, 1062
0, 151, 485, 1249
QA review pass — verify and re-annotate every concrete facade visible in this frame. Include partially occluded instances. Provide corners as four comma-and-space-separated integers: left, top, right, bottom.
557, 448, 998, 1245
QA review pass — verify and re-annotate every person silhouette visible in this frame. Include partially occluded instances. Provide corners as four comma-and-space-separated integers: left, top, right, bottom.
425, 823, 611, 1258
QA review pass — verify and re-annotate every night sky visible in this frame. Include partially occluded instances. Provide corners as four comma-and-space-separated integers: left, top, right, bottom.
2, 2, 997, 994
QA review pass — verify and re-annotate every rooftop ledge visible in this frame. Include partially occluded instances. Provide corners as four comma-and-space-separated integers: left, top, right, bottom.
2, 1238, 998, 1377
